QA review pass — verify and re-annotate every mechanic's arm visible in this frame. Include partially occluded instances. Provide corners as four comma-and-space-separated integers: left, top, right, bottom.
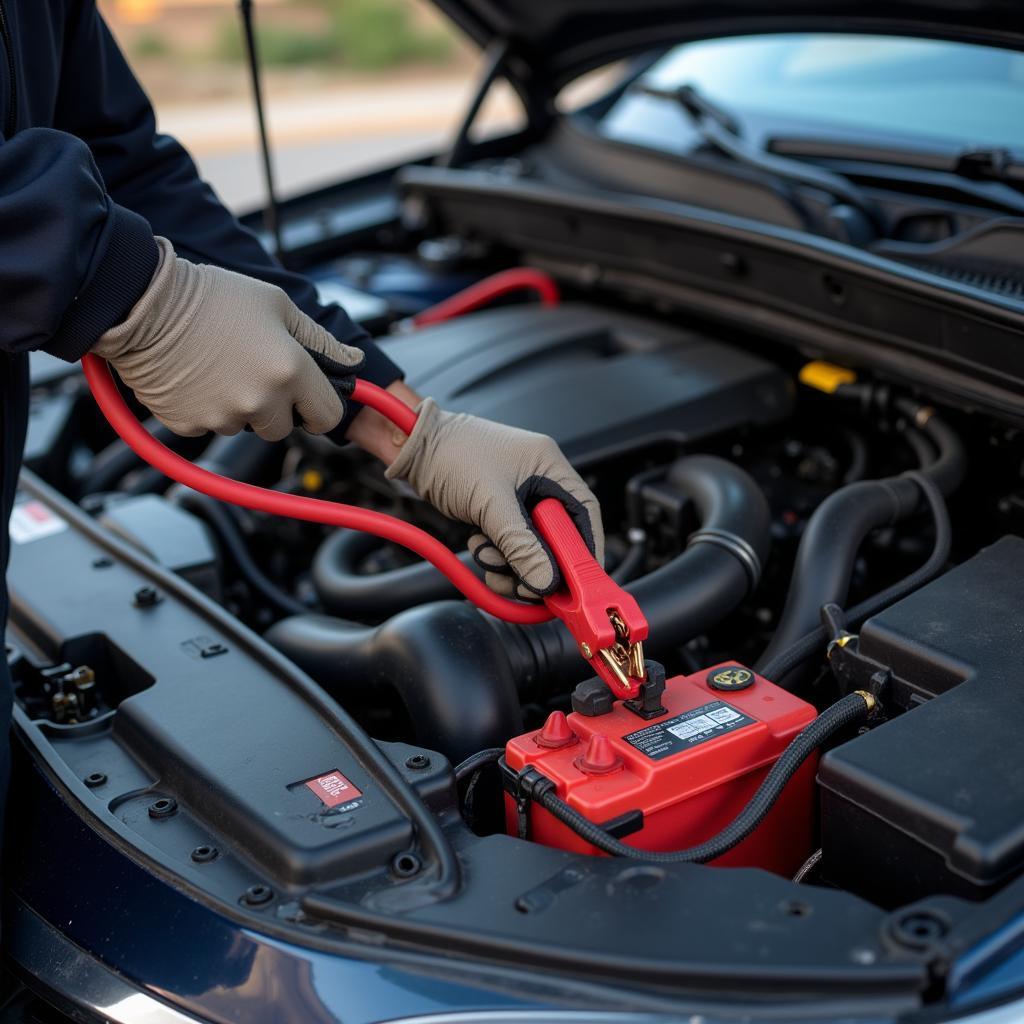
0, 128, 157, 359
52, 0, 401, 433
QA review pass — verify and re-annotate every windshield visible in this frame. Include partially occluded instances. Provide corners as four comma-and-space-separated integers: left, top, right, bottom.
597, 34, 1024, 155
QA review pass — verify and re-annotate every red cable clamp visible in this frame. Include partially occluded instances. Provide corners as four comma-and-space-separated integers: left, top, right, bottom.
532, 498, 649, 700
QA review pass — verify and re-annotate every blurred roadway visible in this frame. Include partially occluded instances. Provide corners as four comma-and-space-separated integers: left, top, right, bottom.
154, 76, 515, 210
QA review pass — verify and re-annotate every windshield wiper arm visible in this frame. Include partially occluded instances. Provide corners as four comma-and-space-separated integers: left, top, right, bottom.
954, 147, 1024, 187
635, 82, 880, 233
767, 136, 1024, 217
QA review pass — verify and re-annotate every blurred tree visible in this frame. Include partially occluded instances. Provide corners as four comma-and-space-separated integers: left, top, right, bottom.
213, 0, 454, 70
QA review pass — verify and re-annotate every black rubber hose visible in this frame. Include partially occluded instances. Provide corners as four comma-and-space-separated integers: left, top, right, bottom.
80, 418, 182, 495
757, 470, 951, 683
195, 425, 282, 480
610, 529, 647, 584
756, 404, 964, 672
455, 746, 504, 782
265, 602, 523, 763
173, 490, 309, 618
895, 400, 964, 497
532, 691, 874, 863
312, 529, 485, 619
314, 521, 645, 619
492, 455, 771, 697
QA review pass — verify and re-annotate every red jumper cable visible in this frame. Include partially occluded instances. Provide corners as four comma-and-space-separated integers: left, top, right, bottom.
78, 270, 648, 697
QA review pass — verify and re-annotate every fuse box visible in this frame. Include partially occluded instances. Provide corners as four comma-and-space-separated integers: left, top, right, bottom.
504, 664, 817, 875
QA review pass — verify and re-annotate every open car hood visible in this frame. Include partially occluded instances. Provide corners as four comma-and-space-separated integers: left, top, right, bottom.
431, 0, 1023, 92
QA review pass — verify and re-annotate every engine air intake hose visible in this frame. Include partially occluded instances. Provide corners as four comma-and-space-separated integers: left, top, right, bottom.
265, 602, 522, 763
313, 529, 485, 619
756, 401, 964, 673
529, 691, 875, 863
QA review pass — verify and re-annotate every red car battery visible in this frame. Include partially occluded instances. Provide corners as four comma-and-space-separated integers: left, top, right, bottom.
504, 664, 818, 875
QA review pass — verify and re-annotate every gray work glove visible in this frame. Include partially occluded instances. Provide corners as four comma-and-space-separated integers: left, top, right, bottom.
93, 236, 364, 440
386, 399, 604, 599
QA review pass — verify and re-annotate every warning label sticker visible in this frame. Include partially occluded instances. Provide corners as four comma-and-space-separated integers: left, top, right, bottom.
9, 500, 68, 545
303, 769, 364, 811
623, 700, 755, 761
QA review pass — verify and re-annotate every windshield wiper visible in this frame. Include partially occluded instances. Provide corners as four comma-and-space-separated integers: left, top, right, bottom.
634, 82, 880, 235
767, 137, 1024, 217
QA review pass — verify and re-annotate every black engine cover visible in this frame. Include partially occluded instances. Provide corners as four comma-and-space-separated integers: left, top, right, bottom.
381, 304, 792, 464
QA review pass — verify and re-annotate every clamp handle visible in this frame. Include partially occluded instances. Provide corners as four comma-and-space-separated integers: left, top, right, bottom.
531, 498, 649, 699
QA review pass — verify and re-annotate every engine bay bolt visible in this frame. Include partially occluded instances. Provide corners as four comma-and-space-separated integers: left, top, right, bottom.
83, 771, 107, 789
242, 884, 274, 907
133, 585, 161, 608
535, 711, 577, 749
405, 754, 431, 770
575, 734, 623, 775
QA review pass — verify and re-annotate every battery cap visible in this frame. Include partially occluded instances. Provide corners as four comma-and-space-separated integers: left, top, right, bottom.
576, 734, 622, 775
535, 711, 577, 749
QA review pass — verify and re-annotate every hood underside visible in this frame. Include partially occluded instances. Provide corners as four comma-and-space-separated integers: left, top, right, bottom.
431, 0, 1023, 91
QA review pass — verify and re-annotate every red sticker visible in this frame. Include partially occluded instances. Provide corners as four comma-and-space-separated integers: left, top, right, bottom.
304, 770, 363, 808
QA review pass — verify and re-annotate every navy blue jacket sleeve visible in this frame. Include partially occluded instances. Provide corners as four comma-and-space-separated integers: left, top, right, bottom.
52, 0, 403, 417
0, 127, 158, 358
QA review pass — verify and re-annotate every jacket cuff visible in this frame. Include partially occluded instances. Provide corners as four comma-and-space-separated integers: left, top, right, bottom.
43, 205, 159, 362
335, 335, 404, 437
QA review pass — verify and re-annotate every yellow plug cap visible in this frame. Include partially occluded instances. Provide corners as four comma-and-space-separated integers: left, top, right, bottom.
799, 361, 857, 395
301, 468, 325, 493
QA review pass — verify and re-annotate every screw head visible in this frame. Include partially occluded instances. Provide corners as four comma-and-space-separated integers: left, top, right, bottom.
191, 844, 219, 863
133, 585, 161, 608
84, 771, 107, 789
580, 642, 593, 659
405, 754, 430, 770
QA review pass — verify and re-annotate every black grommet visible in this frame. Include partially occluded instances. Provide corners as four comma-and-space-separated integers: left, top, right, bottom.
889, 909, 949, 951
148, 797, 178, 819
242, 884, 274, 906
391, 852, 422, 878
191, 845, 219, 864
84, 771, 107, 789
405, 754, 430, 770
133, 585, 161, 608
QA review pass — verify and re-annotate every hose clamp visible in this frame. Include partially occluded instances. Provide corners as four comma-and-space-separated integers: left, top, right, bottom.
686, 528, 763, 592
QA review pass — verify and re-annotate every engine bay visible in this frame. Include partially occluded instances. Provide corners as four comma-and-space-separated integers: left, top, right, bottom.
9, 278, 1024, 1008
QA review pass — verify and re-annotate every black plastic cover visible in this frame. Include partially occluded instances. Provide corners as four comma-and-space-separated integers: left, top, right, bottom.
381, 304, 792, 465
6, 488, 430, 888
819, 536, 1024, 904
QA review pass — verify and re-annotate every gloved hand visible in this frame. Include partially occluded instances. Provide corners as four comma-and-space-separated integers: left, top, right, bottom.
93, 237, 364, 440
386, 399, 604, 598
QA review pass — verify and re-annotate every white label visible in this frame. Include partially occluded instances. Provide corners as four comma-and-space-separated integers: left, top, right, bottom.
9, 500, 68, 544
707, 706, 742, 724
668, 714, 715, 740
